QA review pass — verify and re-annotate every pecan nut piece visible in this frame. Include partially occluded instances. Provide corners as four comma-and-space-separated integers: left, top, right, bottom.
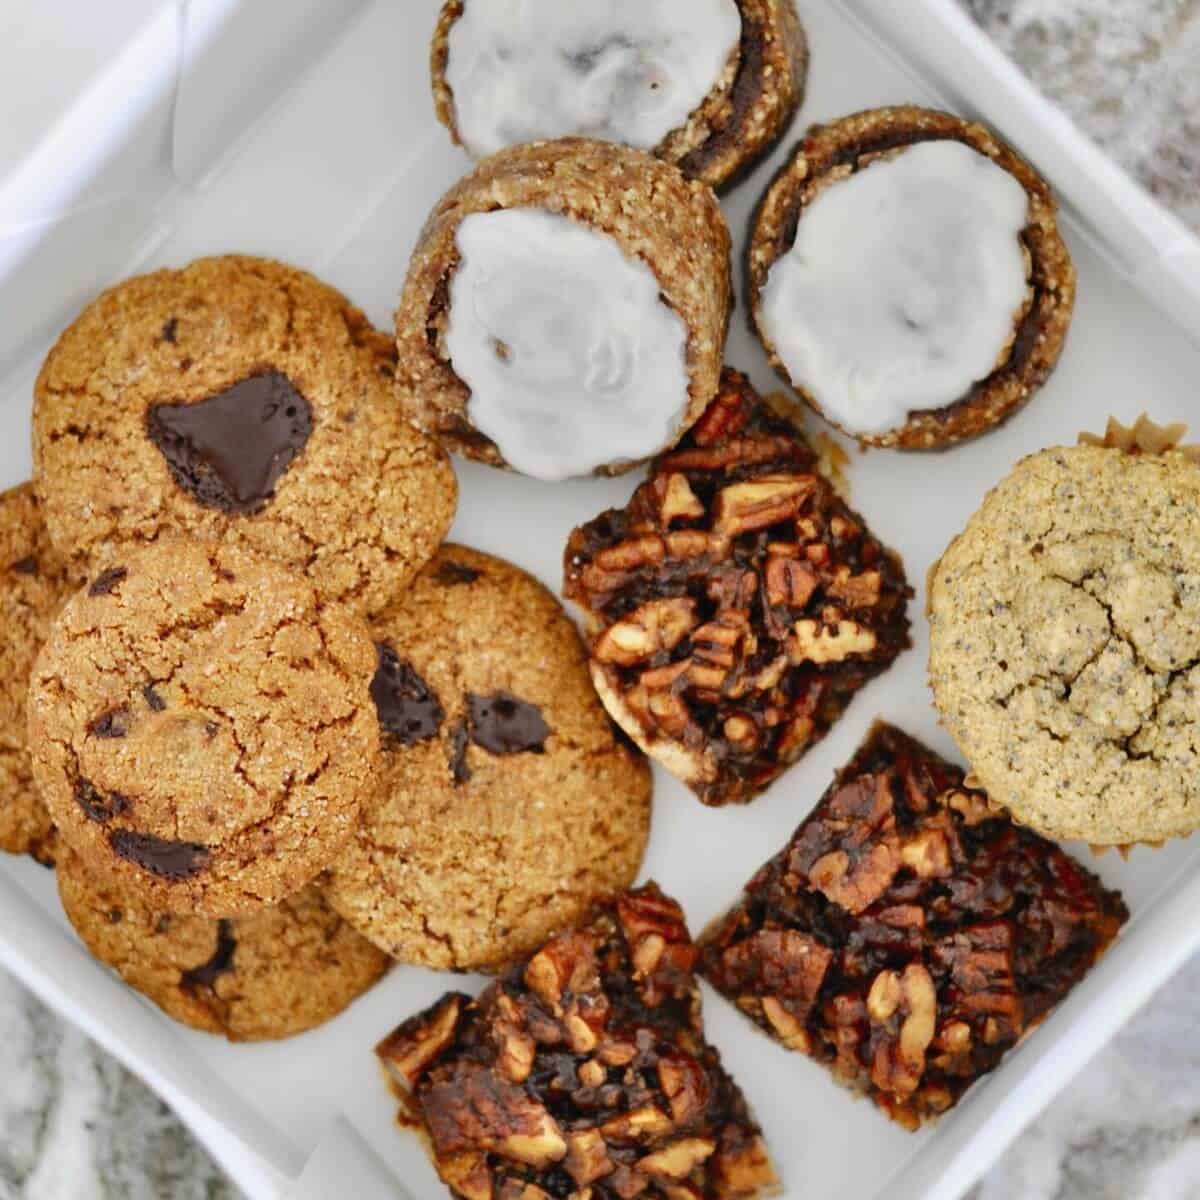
376, 993, 465, 1092
867, 963, 937, 1100
524, 930, 601, 1013
594, 598, 698, 667
791, 774, 900, 914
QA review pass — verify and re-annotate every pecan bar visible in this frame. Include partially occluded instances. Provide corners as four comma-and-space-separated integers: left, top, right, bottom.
564, 369, 911, 806
699, 723, 1128, 1128
377, 884, 776, 1199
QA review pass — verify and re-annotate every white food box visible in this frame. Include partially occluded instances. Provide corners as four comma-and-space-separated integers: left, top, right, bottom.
2, 2, 1200, 1198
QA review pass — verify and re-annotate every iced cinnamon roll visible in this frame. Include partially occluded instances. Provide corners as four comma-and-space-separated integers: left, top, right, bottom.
430, 0, 808, 190
748, 106, 1076, 449
394, 138, 731, 480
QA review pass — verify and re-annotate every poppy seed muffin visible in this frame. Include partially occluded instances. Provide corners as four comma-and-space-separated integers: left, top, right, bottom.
929, 428, 1200, 845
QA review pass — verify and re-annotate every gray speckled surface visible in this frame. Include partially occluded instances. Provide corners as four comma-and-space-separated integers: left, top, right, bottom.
0, 3, 1198, 1199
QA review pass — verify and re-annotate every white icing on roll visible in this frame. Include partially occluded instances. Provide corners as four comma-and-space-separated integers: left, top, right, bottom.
445, 208, 691, 480
759, 140, 1032, 437
445, 0, 742, 158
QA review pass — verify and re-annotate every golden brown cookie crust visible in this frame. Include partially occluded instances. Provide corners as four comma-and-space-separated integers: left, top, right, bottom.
748, 106, 1076, 450
394, 138, 732, 474
34, 255, 456, 615
57, 845, 388, 1041
430, 0, 808, 191
324, 545, 653, 971
0, 483, 74, 864
28, 538, 380, 915
929, 443, 1200, 845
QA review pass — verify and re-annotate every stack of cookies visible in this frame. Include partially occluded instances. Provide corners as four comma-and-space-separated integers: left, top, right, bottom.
2, 254, 653, 1043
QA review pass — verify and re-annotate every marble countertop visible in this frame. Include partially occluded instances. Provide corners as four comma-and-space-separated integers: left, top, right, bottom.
1, 2, 1198, 1198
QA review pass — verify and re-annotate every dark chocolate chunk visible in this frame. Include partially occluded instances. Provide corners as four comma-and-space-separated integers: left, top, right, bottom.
10, 555, 37, 576
109, 831, 209, 879
371, 644, 444, 745
447, 718, 471, 785
180, 920, 237, 992
161, 317, 179, 344
89, 567, 128, 596
142, 685, 166, 712
467, 692, 550, 756
146, 370, 313, 514
89, 707, 130, 739
74, 778, 129, 824
434, 560, 481, 587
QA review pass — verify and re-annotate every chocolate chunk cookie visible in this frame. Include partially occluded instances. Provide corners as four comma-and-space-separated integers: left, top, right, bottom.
377, 884, 776, 1199
33, 255, 456, 615
325, 545, 652, 971
929, 423, 1200, 845
0, 483, 74, 864
57, 844, 389, 1041
28, 539, 380, 915
565, 369, 911, 805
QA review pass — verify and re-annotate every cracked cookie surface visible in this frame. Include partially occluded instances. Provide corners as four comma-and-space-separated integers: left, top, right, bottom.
33, 255, 456, 616
57, 844, 389, 1041
0, 483, 74, 863
929, 444, 1200, 844
325, 545, 652, 971
28, 538, 380, 915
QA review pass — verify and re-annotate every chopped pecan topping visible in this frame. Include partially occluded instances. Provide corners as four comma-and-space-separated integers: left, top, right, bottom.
710, 1134, 778, 1198
712, 476, 814, 539
376, 993, 464, 1092
378, 885, 774, 1198
565, 369, 911, 806
789, 618, 877, 665
791, 775, 899, 914
700, 723, 1129, 1128
437, 1151, 492, 1200
867, 964, 937, 1099
827, 566, 883, 609
639, 1138, 716, 1180
524, 930, 601, 1014
595, 599, 698, 667
656, 473, 706, 524
566, 1128, 614, 1186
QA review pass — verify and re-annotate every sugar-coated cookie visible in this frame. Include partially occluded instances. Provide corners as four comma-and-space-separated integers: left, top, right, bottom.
325, 545, 652, 971
28, 539, 380, 914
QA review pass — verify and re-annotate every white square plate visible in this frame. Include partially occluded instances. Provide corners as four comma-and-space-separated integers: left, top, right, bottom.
2, 2, 1199, 1197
